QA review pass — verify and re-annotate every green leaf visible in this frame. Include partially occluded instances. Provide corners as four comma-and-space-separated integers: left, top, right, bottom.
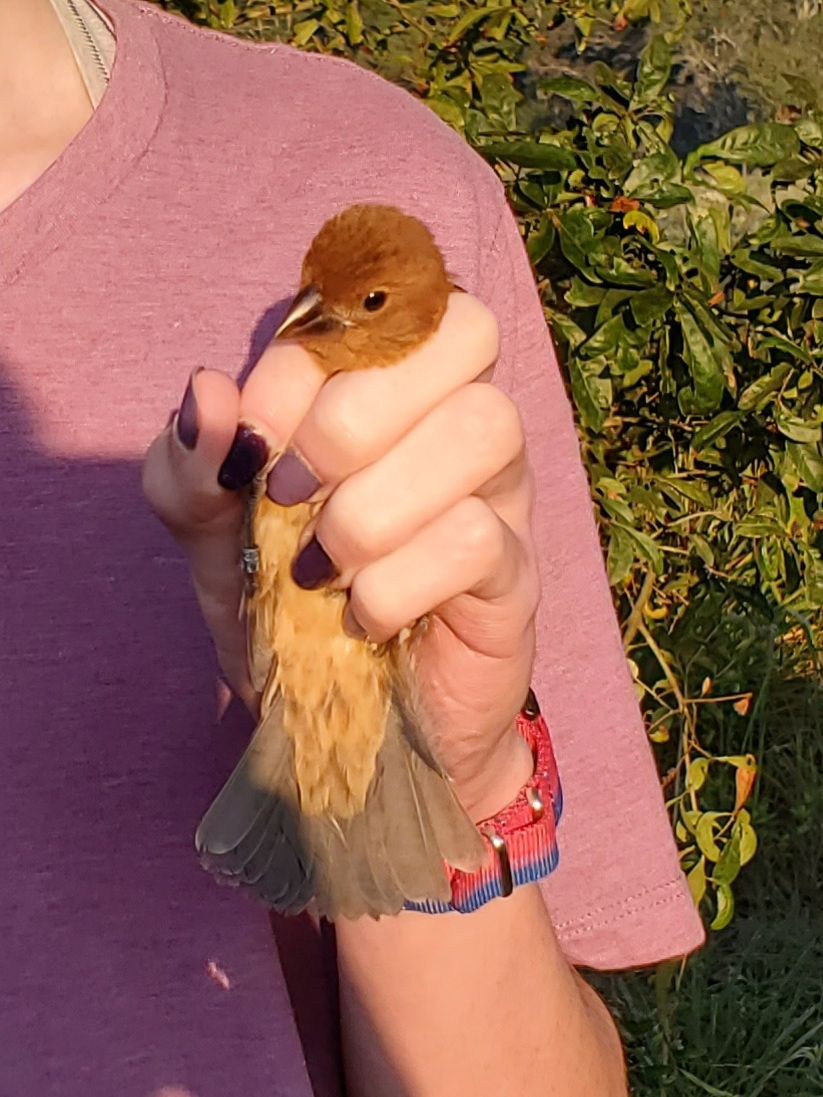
782, 195, 823, 220
291, 17, 320, 46
796, 115, 823, 148
614, 523, 664, 573
734, 813, 758, 867
565, 277, 606, 309
479, 73, 518, 129
622, 356, 653, 386
702, 161, 746, 195
788, 441, 823, 491
794, 259, 823, 294
695, 812, 723, 862
595, 289, 633, 328
736, 516, 784, 537
802, 547, 823, 607
540, 75, 601, 104
581, 314, 626, 357
607, 525, 634, 585
600, 494, 636, 526
738, 363, 792, 411
687, 856, 707, 906
688, 207, 721, 281
679, 1071, 737, 1096
629, 283, 672, 326
557, 209, 598, 273
758, 335, 812, 364
427, 95, 466, 130
632, 182, 693, 208
591, 255, 657, 287
687, 757, 709, 792
218, 0, 237, 27
710, 882, 735, 931
603, 136, 635, 179
569, 355, 613, 431
618, 0, 654, 21
713, 832, 742, 887
444, 4, 512, 44
657, 476, 713, 508
631, 36, 671, 108
677, 304, 727, 413
624, 150, 680, 193
480, 141, 576, 172
345, 0, 363, 43
550, 312, 588, 350
775, 409, 822, 444
591, 61, 632, 101
770, 231, 823, 258
730, 249, 783, 281
773, 155, 821, 183
692, 534, 715, 566
687, 122, 800, 171
623, 209, 660, 242
526, 215, 555, 265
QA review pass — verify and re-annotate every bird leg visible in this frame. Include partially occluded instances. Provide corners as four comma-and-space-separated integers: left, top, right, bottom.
240, 477, 264, 599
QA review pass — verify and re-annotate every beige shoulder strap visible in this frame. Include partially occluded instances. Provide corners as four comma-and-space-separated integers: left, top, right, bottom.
48, 0, 116, 109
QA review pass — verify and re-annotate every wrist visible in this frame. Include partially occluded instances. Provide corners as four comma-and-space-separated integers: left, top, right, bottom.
406, 696, 563, 915
454, 726, 535, 823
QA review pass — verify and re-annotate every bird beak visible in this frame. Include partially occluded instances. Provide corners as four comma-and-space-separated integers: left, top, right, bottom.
274, 283, 346, 341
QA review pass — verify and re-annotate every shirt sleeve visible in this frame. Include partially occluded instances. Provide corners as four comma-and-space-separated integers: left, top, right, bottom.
476, 193, 705, 969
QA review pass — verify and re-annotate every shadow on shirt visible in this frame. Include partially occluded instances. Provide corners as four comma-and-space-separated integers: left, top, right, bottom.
0, 361, 347, 1097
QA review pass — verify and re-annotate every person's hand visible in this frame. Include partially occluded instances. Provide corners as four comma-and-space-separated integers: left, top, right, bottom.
143, 293, 538, 820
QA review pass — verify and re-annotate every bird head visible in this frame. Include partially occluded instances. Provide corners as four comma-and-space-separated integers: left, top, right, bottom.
274, 205, 453, 373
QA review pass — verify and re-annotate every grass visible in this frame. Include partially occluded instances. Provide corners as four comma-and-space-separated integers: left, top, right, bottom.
595, 670, 823, 1096
598, 915, 823, 1095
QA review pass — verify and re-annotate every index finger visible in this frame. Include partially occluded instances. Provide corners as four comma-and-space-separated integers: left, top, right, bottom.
238, 292, 499, 487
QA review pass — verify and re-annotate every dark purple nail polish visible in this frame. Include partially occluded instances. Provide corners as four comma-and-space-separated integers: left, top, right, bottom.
267, 449, 320, 506
176, 369, 201, 450
292, 536, 336, 590
217, 424, 269, 491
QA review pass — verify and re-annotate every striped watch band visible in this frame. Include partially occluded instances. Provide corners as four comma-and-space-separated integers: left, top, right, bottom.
405, 691, 563, 914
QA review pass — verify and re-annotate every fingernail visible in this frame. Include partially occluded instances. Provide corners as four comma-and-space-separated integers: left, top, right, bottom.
267, 448, 320, 506
342, 603, 368, 641
292, 536, 336, 590
217, 424, 269, 491
176, 369, 202, 450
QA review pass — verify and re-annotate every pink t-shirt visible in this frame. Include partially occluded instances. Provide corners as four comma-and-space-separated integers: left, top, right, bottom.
0, 1, 703, 1092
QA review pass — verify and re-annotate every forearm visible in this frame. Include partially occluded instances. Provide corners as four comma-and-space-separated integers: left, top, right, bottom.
336, 884, 627, 1097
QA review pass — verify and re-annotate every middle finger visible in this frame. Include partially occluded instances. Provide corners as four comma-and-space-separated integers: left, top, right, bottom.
316, 382, 527, 576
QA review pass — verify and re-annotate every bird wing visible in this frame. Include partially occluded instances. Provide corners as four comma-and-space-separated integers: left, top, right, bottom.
195, 691, 317, 913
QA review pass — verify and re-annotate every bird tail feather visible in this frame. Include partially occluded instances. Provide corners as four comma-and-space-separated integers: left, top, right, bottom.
195, 692, 486, 920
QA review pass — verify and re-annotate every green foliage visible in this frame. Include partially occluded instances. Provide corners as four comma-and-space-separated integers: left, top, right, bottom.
593, 913, 823, 1095
152, 0, 823, 936
494, 44, 823, 932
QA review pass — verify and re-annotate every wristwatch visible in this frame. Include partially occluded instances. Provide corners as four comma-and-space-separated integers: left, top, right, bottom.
405, 690, 563, 914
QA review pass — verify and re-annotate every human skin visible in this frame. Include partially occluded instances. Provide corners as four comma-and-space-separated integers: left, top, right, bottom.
2, 2, 628, 1093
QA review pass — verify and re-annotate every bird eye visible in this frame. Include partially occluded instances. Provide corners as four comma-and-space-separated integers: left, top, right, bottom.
363, 291, 386, 312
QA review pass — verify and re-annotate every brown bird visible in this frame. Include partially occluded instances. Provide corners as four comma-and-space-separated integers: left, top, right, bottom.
195, 205, 486, 920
